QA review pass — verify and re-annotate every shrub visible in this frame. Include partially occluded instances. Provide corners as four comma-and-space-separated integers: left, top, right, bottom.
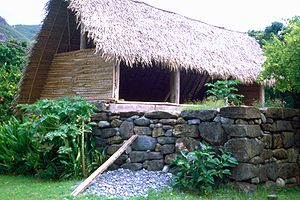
205, 80, 244, 105
170, 143, 238, 194
0, 97, 106, 180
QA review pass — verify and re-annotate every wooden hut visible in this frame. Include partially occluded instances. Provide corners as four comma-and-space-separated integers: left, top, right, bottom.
16, 0, 265, 107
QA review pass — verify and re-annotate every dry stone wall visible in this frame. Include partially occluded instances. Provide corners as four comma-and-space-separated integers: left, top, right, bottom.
92, 106, 300, 184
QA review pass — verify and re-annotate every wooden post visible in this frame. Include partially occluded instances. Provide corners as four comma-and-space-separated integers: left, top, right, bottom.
170, 70, 180, 104
113, 62, 120, 101
80, 25, 87, 49
259, 85, 265, 108
71, 134, 138, 197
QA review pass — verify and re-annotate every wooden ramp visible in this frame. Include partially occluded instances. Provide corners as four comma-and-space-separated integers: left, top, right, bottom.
71, 134, 138, 196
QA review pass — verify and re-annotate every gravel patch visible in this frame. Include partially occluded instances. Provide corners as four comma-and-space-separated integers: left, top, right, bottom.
84, 168, 173, 198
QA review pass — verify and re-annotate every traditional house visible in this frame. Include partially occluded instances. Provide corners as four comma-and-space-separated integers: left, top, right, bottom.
16, 0, 265, 108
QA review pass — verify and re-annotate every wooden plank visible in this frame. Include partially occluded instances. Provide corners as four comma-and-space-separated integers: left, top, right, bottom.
170, 70, 180, 104
71, 134, 138, 197
113, 62, 120, 100
259, 85, 265, 108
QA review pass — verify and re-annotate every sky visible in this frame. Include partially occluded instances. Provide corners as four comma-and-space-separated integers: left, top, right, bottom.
0, 0, 299, 31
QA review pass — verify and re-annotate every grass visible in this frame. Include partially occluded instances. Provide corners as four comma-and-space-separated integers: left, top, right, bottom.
1, 175, 300, 200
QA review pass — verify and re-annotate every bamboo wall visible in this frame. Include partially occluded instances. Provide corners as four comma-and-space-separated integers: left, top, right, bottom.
41, 49, 114, 100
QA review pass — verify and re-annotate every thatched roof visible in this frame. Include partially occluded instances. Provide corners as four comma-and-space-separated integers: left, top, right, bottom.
69, 0, 264, 82
17, 0, 264, 103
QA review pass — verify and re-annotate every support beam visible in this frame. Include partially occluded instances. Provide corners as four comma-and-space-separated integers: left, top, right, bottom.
170, 70, 180, 104
259, 85, 265, 108
113, 62, 120, 101
80, 25, 87, 49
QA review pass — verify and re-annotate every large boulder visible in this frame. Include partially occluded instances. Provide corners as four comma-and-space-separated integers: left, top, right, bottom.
277, 163, 299, 179
93, 128, 118, 139
220, 106, 261, 119
223, 124, 262, 138
224, 138, 264, 162
134, 116, 151, 126
231, 163, 257, 181
133, 126, 152, 136
173, 124, 199, 138
129, 151, 163, 162
143, 160, 164, 171
264, 108, 299, 119
132, 135, 157, 151
199, 122, 225, 145
119, 121, 134, 139
180, 110, 217, 121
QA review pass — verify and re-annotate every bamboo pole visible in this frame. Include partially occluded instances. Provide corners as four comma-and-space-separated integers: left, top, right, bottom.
71, 134, 138, 196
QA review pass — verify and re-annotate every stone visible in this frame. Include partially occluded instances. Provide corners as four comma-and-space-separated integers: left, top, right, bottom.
108, 115, 120, 121
180, 110, 217, 121
251, 177, 260, 184
265, 108, 299, 119
261, 149, 273, 160
285, 177, 297, 184
224, 138, 264, 162
162, 165, 169, 173
107, 136, 123, 144
94, 128, 118, 139
295, 133, 300, 147
165, 154, 179, 164
231, 163, 257, 181
98, 121, 110, 128
134, 116, 151, 126
261, 124, 277, 132
199, 122, 225, 145
175, 137, 199, 152
145, 111, 177, 119
129, 151, 163, 162
282, 132, 294, 148
125, 146, 132, 154
267, 162, 278, 181
276, 178, 285, 187
143, 160, 164, 171
162, 125, 173, 130
132, 136, 157, 151
260, 113, 267, 124
220, 106, 261, 119
263, 134, 272, 148
254, 119, 262, 124
187, 119, 201, 125
119, 111, 143, 118
155, 143, 161, 152
213, 115, 234, 124
287, 148, 299, 162
276, 121, 293, 131
273, 134, 283, 149
258, 164, 268, 182
95, 136, 106, 147
278, 163, 299, 179
235, 119, 248, 124
292, 117, 300, 129
176, 117, 186, 124
223, 124, 261, 138
249, 120, 255, 125
157, 137, 176, 144
107, 144, 122, 155
133, 126, 152, 136
159, 119, 177, 125
119, 121, 134, 139
264, 181, 276, 189
121, 163, 143, 171
272, 149, 288, 160
266, 118, 274, 124
173, 124, 199, 138
115, 154, 128, 165
150, 119, 159, 124
250, 156, 264, 164
91, 112, 108, 121
161, 145, 175, 154
164, 129, 173, 137
111, 119, 122, 127
108, 164, 119, 171
152, 127, 164, 137
232, 182, 257, 195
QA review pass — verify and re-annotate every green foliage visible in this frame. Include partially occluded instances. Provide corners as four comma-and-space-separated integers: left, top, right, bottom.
170, 143, 238, 194
205, 80, 244, 105
260, 17, 300, 94
0, 97, 106, 180
0, 117, 39, 175
0, 40, 28, 123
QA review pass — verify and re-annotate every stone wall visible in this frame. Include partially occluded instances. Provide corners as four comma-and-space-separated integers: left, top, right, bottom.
92, 106, 300, 184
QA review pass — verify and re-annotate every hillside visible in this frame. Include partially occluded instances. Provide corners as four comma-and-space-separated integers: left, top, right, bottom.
0, 16, 40, 41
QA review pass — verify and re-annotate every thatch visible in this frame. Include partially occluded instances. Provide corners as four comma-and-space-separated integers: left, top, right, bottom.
17, 0, 264, 103
69, 0, 264, 82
